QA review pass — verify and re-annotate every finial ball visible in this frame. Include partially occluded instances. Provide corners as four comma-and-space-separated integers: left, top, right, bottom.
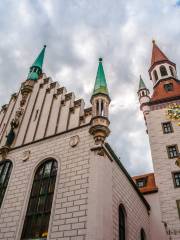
99, 57, 103, 62
44, 45, 47, 48
152, 40, 155, 44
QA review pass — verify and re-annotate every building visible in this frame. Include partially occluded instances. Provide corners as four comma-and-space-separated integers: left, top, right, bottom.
135, 40, 180, 240
0, 40, 179, 240
0, 46, 150, 240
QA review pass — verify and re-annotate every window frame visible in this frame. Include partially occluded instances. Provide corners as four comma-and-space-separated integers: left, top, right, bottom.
167, 145, 179, 159
164, 83, 173, 92
136, 178, 147, 188
0, 160, 13, 208
160, 65, 168, 77
162, 122, 173, 134
172, 171, 180, 188
21, 159, 58, 240
119, 204, 126, 240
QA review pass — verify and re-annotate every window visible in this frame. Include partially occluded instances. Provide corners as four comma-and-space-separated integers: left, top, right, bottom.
160, 65, 168, 76
176, 200, 180, 219
167, 145, 179, 159
164, 83, 173, 92
153, 70, 158, 81
140, 228, 146, 240
162, 122, 173, 134
169, 66, 174, 77
136, 178, 147, 188
119, 204, 126, 240
0, 161, 12, 208
21, 159, 57, 240
173, 172, 180, 187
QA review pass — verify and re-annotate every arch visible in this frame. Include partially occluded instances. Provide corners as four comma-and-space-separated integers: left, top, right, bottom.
119, 204, 126, 240
160, 65, 168, 77
0, 160, 13, 208
21, 158, 58, 240
169, 66, 174, 77
140, 228, 146, 240
153, 70, 158, 82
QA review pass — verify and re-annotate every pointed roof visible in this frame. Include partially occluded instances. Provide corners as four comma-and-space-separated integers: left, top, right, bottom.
151, 40, 169, 66
31, 45, 46, 69
138, 75, 147, 90
92, 58, 109, 96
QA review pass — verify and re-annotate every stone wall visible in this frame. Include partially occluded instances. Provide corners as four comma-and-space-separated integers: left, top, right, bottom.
112, 160, 150, 240
146, 107, 180, 240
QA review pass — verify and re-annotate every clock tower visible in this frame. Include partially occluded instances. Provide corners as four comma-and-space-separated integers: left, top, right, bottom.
139, 41, 180, 240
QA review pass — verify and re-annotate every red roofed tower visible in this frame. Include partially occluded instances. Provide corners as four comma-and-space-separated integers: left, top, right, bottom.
149, 40, 180, 102
138, 41, 180, 240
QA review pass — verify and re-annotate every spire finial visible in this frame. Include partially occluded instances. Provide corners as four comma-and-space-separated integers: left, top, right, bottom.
99, 57, 103, 62
152, 39, 155, 44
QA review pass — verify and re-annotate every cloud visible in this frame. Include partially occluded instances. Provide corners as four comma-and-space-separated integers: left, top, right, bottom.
0, 0, 180, 176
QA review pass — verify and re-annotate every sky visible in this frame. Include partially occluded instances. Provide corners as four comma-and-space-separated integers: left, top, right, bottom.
0, 0, 180, 176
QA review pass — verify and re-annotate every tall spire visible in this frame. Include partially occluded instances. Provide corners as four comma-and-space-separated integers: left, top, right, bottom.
138, 75, 147, 90
92, 58, 109, 96
151, 40, 170, 67
27, 45, 46, 81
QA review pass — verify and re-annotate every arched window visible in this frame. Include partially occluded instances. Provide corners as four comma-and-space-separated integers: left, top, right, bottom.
21, 159, 58, 240
119, 204, 126, 240
169, 66, 174, 77
160, 65, 168, 76
140, 228, 146, 240
0, 160, 12, 207
153, 70, 158, 82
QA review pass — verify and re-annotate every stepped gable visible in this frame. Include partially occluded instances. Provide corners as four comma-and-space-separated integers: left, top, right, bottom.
0, 74, 92, 149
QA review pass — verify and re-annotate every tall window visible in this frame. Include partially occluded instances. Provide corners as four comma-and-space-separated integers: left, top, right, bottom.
0, 160, 12, 207
160, 65, 168, 76
153, 70, 158, 81
140, 228, 146, 240
169, 66, 174, 77
119, 204, 126, 240
162, 122, 173, 134
176, 200, 180, 219
167, 145, 179, 159
21, 159, 58, 240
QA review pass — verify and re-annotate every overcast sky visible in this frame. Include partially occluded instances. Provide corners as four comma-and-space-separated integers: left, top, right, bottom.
0, 0, 180, 176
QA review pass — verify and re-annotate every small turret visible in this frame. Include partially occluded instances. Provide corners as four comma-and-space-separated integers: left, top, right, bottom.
21, 45, 46, 106
137, 76, 150, 115
89, 58, 110, 145
27, 45, 46, 81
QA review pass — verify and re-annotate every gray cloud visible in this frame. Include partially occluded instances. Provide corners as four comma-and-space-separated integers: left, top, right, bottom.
0, 0, 180, 176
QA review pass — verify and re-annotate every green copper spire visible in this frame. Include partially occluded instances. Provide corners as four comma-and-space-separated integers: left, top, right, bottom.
138, 75, 147, 90
92, 58, 109, 96
27, 45, 46, 81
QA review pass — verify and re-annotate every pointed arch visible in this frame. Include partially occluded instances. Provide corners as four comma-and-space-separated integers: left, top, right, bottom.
0, 160, 13, 208
119, 204, 126, 240
160, 65, 168, 76
21, 158, 58, 239
140, 228, 146, 240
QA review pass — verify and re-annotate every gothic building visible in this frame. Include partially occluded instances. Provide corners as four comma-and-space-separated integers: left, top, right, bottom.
0, 40, 179, 240
135, 40, 180, 240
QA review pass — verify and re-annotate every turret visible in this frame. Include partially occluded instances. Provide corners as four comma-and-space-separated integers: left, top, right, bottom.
149, 40, 177, 86
89, 58, 110, 145
137, 75, 150, 115
21, 45, 46, 106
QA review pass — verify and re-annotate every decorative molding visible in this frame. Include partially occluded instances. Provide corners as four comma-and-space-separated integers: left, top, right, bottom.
69, 135, 80, 147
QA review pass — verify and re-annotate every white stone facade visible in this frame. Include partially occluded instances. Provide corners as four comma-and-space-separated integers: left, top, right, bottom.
0, 124, 151, 240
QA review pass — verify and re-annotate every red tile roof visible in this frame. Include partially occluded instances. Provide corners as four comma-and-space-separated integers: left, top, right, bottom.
132, 173, 158, 194
151, 40, 169, 66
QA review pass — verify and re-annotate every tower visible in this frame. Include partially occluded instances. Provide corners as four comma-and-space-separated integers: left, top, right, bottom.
89, 58, 110, 145
139, 41, 180, 240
